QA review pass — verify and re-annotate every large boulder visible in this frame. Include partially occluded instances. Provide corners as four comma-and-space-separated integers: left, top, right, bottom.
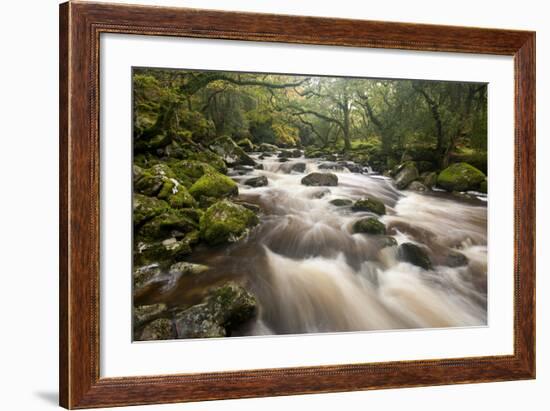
135, 237, 193, 267
133, 194, 169, 227
244, 175, 268, 187
445, 250, 469, 267
436, 162, 486, 192
421, 171, 438, 189
209, 136, 256, 167
352, 217, 386, 235
397, 242, 432, 270
236, 138, 255, 152
290, 163, 306, 173
301, 172, 338, 187
139, 318, 176, 341
199, 200, 259, 245
394, 162, 419, 190
188, 171, 238, 206
168, 160, 217, 186
137, 209, 198, 241
174, 282, 257, 339
168, 185, 198, 209
351, 196, 386, 215
259, 143, 279, 153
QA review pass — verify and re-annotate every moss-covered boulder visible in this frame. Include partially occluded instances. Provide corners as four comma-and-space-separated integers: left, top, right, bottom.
352, 217, 386, 235
174, 282, 257, 339
236, 138, 255, 152
133, 194, 169, 227
210, 136, 256, 167
139, 318, 176, 341
259, 143, 279, 153
168, 160, 217, 184
168, 185, 198, 209
135, 237, 193, 266
301, 172, 338, 186
330, 198, 353, 207
394, 162, 419, 190
200, 200, 259, 245
351, 196, 386, 215
397, 242, 432, 270
437, 162, 486, 192
188, 171, 238, 207
137, 209, 198, 241
134, 163, 179, 197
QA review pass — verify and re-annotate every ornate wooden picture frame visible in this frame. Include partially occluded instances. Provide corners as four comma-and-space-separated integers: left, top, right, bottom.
59, 1, 535, 408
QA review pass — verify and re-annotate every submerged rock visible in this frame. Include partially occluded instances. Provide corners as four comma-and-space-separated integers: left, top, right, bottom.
394, 162, 419, 190
244, 175, 268, 187
329, 198, 353, 207
445, 250, 469, 267
437, 162, 486, 192
352, 217, 386, 235
397, 242, 432, 270
290, 162, 306, 173
301, 172, 338, 187
199, 200, 259, 245
407, 181, 428, 192
174, 282, 257, 339
139, 318, 176, 341
351, 196, 386, 215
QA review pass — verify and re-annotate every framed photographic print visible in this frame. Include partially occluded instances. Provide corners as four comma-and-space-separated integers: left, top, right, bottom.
59, 1, 535, 409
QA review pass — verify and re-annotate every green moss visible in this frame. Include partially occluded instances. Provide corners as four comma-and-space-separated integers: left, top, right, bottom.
134, 237, 192, 267
437, 162, 486, 192
351, 196, 386, 215
236, 138, 255, 152
168, 160, 217, 184
168, 185, 198, 209
137, 209, 198, 242
352, 217, 386, 235
189, 171, 238, 206
187, 150, 227, 174
199, 200, 259, 245
480, 179, 488, 194
133, 194, 169, 227
157, 179, 176, 199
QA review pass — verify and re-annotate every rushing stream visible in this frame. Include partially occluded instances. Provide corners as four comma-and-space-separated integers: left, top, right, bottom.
137, 152, 488, 336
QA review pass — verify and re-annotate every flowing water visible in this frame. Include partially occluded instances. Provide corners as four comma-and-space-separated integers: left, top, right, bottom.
138, 152, 488, 336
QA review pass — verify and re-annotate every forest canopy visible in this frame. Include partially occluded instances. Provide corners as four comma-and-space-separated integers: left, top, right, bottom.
133, 68, 487, 173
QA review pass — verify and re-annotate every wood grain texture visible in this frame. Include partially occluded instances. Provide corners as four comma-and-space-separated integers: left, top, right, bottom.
59, 1, 536, 408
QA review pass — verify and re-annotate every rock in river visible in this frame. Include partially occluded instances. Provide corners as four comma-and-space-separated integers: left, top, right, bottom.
352, 217, 386, 235
244, 175, 268, 187
174, 282, 257, 339
301, 172, 338, 187
394, 162, 419, 190
351, 196, 386, 215
445, 250, 469, 267
199, 200, 259, 245
397, 242, 432, 270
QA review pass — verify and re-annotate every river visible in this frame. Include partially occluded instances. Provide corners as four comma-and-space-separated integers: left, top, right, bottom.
137, 152, 488, 336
